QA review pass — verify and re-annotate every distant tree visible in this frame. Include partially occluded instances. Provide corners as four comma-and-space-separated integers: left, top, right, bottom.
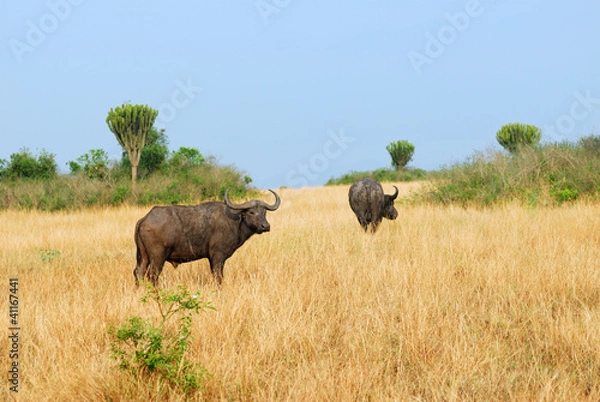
496, 123, 542, 154
386, 140, 415, 171
168, 146, 205, 170
120, 127, 169, 178
0, 148, 57, 180
106, 103, 158, 188
68, 149, 110, 180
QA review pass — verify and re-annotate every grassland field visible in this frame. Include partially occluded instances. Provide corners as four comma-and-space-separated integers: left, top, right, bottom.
2, 182, 600, 401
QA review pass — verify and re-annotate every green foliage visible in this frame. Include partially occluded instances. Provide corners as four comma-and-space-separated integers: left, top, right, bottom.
386, 140, 415, 171
327, 167, 427, 186
578, 134, 600, 156
106, 103, 159, 185
496, 123, 542, 154
108, 284, 214, 394
0, 159, 252, 211
68, 149, 110, 180
38, 248, 61, 263
0, 148, 57, 180
168, 147, 206, 170
553, 187, 578, 204
111, 185, 130, 206
119, 127, 170, 179
0, 126, 255, 210
420, 140, 600, 207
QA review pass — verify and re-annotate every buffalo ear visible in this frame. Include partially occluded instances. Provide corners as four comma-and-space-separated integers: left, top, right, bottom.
225, 207, 242, 220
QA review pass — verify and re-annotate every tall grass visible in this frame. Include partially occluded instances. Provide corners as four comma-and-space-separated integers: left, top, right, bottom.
2, 185, 600, 400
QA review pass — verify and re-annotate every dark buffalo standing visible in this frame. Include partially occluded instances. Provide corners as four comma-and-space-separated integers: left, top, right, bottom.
348, 177, 398, 233
134, 189, 281, 286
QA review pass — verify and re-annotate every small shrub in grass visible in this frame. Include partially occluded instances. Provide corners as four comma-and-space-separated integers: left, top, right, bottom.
38, 248, 61, 263
111, 186, 129, 206
552, 187, 578, 204
108, 284, 214, 394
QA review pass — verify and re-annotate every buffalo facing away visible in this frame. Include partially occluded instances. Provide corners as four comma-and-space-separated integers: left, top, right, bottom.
134, 189, 281, 286
348, 177, 398, 233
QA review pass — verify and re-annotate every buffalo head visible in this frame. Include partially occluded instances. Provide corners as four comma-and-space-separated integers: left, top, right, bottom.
382, 186, 399, 220
224, 189, 281, 234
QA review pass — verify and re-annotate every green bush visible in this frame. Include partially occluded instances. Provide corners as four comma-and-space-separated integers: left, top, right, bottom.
108, 284, 214, 395
168, 147, 205, 170
111, 186, 130, 206
0, 148, 58, 180
68, 149, 110, 180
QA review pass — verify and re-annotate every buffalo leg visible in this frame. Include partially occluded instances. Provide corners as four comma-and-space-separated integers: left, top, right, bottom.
370, 221, 380, 233
357, 217, 369, 232
209, 259, 225, 285
134, 263, 149, 286
146, 262, 165, 286
134, 248, 150, 287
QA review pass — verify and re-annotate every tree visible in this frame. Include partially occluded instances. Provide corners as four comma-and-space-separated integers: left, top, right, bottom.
386, 140, 415, 171
496, 123, 541, 154
0, 148, 57, 180
168, 147, 205, 170
120, 127, 169, 178
106, 103, 158, 188
68, 149, 110, 180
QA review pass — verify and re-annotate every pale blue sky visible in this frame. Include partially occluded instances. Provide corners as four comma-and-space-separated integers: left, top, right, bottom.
2, 0, 599, 188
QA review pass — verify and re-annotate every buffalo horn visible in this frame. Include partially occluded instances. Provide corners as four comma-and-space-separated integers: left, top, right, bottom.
263, 189, 281, 211
390, 186, 399, 200
224, 189, 281, 211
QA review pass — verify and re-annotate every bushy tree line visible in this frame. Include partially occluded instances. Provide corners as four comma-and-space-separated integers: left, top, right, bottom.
0, 148, 58, 180
66, 127, 214, 183
0, 128, 252, 211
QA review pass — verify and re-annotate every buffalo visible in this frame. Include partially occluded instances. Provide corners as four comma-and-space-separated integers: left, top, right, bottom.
348, 177, 398, 233
134, 189, 281, 286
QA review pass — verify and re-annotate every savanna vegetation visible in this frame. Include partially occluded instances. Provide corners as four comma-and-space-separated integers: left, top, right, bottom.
328, 133, 600, 207
2, 115, 600, 399
0, 128, 252, 211
2, 184, 600, 401
422, 135, 600, 207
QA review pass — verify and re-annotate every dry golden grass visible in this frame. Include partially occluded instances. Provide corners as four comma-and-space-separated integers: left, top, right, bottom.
2, 183, 600, 401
